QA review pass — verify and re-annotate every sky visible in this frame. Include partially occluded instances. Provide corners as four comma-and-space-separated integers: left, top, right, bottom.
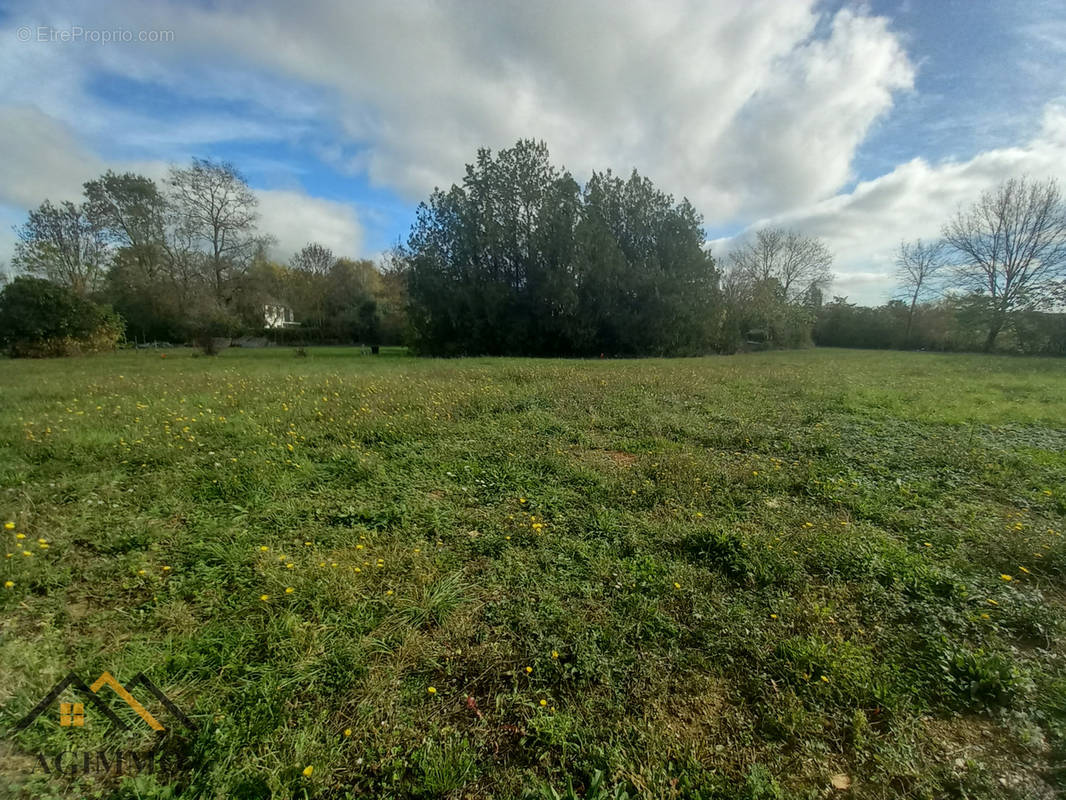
1, 0, 1065, 304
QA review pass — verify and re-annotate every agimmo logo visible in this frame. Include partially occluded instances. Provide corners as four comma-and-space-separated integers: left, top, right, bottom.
11, 671, 196, 778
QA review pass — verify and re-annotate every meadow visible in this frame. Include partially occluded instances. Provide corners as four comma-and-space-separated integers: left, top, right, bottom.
0, 347, 1064, 799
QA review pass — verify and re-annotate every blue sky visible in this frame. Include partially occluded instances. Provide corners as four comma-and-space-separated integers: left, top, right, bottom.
2, 0, 1065, 303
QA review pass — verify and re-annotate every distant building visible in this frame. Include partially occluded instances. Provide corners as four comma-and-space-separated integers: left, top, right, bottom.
264, 303, 298, 329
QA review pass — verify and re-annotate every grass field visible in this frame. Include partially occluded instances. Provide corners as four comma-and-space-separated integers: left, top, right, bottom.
1, 347, 1064, 799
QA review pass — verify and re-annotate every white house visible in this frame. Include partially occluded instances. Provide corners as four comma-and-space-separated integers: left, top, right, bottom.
264, 304, 298, 329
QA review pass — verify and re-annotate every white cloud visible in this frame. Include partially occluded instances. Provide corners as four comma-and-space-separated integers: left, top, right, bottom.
0, 107, 104, 208
711, 104, 1066, 304
255, 190, 364, 263
0, 0, 913, 221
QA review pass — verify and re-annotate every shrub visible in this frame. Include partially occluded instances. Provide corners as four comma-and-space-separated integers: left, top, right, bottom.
0, 276, 124, 357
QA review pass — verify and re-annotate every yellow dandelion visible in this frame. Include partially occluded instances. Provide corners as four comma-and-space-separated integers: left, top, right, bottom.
1018, 566, 1030, 574
1000, 574, 1012, 581
539, 699, 547, 707
302, 765, 313, 777
821, 675, 829, 683
770, 613, 778, 620
285, 587, 294, 594
551, 650, 559, 659
15, 533, 25, 540
386, 589, 394, 596
673, 582, 681, 589
427, 686, 437, 695
286, 562, 294, 569
259, 546, 269, 551
3, 580, 13, 588
525, 666, 533, 674
986, 598, 998, 606
3, 522, 13, 530
980, 613, 990, 619
260, 594, 270, 601
343, 728, 352, 737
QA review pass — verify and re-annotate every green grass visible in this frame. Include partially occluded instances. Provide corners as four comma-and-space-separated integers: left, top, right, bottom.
1, 347, 1064, 799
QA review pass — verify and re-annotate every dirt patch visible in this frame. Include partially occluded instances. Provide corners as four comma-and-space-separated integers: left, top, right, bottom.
575, 448, 638, 469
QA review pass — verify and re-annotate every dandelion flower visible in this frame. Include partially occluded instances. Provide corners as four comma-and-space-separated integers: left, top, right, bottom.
1018, 566, 1030, 574
386, 589, 393, 596
260, 594, 270, 601
15, 533, 25, 540
343, 728, 352, 737
673, 582, 681, 589
3, 580, 13, 588
285, 587, 294, 594
1000, 574, 1012, 581
259, 546, 269, 552
821, 675, 829, 683
302, 765, 313, 777
3, 522, 13, 530
525, 666, 533, 674
770, 613, 778, 620
427, 686, 437, 695
551, 650, 559, 659
539, 699, 547, 707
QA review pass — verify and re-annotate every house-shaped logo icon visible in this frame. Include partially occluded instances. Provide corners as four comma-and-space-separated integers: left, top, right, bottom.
13, 672, 195, 733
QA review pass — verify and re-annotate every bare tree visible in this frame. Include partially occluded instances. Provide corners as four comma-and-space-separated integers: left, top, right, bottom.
290, 242, 335, 275
895, 238, 946, 342
167, 159, 272, 302
12, 200, 108, 296
728, 228, 833, 301
943, 176, 1066, 351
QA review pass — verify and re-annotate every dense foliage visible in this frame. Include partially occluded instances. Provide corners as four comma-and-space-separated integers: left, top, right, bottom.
0, 276, 123, 357
403, 141, 720, 356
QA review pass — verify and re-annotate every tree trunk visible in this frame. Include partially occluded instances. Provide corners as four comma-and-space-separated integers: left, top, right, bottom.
984, 317, 1003, 352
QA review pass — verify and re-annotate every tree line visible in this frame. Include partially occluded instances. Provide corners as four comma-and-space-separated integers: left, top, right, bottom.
2, 140, 1065, 357
3, 159, 405, 353
818, 177, 1066, 355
